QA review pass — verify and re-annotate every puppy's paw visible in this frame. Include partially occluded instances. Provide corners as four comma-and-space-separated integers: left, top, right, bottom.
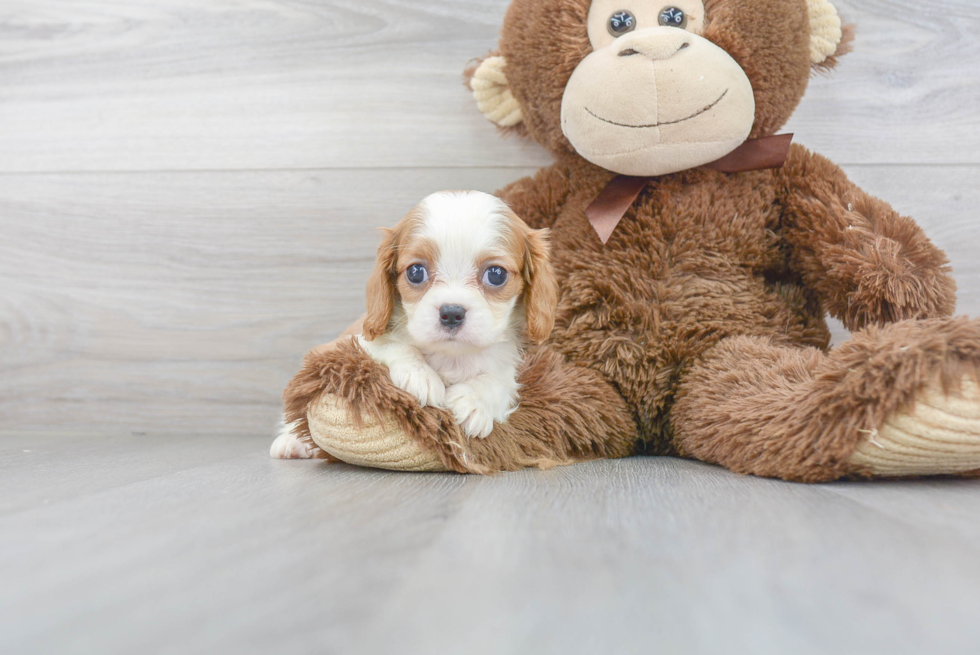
270, 426, 316, 459
388, 361, 446, 408
445, 383, 496, 439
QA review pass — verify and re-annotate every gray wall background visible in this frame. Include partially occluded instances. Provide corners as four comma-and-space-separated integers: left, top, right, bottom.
2, 0, 979, 437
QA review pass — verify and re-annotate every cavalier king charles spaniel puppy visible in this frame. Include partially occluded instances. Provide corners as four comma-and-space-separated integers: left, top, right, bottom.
357, 190, 557, 438
270, 190, 557, 459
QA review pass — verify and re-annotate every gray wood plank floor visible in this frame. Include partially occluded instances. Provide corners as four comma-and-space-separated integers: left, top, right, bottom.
2, 0, 980, 652
4, 434, 980, 655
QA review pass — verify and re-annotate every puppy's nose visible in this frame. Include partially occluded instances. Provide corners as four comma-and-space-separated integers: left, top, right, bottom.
439, 304, 466, 328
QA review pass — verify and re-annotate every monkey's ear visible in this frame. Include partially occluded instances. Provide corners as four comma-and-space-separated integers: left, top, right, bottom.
808, 0, 853, 70
465, 54, 524, 129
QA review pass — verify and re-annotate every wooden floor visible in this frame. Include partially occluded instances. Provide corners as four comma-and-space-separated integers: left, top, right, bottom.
0, 436, 980, 654
2, 0, 980, 652
3, 434, 980, 654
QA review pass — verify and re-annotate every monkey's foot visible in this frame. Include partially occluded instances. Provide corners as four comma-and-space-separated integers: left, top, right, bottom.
850, 376, 980, 477
308, 394, 448, 472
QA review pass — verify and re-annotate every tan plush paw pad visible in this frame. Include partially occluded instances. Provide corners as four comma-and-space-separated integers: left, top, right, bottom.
307, 394, 448, 472
851, 377, 980, 477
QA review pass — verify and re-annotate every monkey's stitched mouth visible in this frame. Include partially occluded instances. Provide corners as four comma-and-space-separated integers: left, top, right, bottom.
585, 89, 729, 129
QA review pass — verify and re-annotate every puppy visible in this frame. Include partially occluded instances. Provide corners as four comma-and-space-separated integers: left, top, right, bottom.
270, 190, 557, 458
357, 190, 557, 438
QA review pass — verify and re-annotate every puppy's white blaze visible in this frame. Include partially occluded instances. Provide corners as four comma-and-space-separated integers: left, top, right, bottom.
418, 191, 513, 271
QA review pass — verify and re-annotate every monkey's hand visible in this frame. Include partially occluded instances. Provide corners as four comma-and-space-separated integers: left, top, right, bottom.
778, 145, 956, 330
821, 224, 956, 329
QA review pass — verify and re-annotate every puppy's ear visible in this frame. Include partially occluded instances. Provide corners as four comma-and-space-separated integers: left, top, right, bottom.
522, 227, 558, 344
362, 227, 399, 341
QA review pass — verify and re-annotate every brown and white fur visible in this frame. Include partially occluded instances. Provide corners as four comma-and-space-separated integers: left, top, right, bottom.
271, 190, 556, 457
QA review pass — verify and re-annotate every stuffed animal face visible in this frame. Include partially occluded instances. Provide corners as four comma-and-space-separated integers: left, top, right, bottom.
470, 0, 850, 176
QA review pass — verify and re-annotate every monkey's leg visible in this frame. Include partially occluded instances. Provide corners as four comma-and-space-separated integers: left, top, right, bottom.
271, 316, 367, 461
671, 318, 980, 482
289, 340, 638, 473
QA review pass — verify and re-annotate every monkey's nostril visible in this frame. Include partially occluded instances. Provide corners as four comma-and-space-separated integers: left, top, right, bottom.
618, 48, 640, 57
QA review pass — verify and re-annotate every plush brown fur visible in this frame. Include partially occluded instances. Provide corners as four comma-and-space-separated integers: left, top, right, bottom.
496, 0, 817, 154
777, 148, 956, 329
284, 338, 637, 473
283, 0, 976, 481
672, 317, 980, 482
486, 143, 959, 464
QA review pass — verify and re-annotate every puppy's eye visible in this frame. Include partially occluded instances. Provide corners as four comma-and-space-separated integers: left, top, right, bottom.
405, 264, 428, 285
607, 10, 636, 37
658, 7, 687, 28
483, 266, 508, 287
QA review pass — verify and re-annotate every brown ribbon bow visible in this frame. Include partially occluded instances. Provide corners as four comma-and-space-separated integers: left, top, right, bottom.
585, 133, 794, 244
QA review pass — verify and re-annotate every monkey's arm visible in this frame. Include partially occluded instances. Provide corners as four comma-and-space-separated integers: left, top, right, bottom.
776, 144, 956, 330
495, 163, 572, 230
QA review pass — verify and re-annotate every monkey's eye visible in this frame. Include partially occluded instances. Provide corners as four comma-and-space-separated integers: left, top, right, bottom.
659, 7, 687, 28
406, 264, 428, 285
483, 266, 508, 287
607, 10, 636, 37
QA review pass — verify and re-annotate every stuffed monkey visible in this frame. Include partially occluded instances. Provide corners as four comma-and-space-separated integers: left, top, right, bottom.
279, 0, 980, 482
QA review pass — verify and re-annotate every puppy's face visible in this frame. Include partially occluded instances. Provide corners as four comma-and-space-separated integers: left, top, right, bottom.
363, 191, 557, 355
